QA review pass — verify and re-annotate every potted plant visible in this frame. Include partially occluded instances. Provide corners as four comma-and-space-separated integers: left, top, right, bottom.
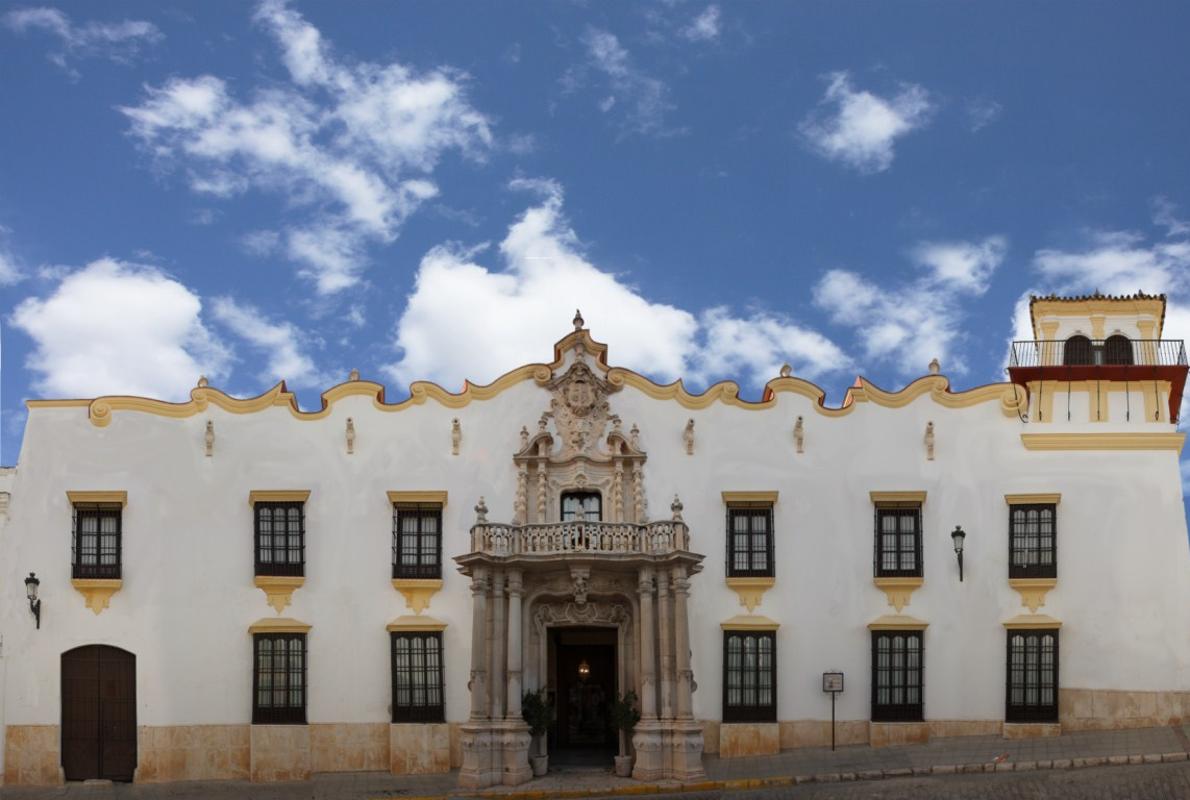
522, 689, 552, 777
610, 690, 641, 777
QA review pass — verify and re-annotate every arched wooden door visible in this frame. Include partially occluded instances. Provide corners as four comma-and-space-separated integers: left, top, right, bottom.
61, 646, 137, 781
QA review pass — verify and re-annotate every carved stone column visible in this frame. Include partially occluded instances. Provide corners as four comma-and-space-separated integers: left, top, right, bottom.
672, 565, 694, 720
506, 570, 524, 719
657, 567, 674, 720
632, 567, 664, 780
490, 569, 506, 720
468, 567, 490, 720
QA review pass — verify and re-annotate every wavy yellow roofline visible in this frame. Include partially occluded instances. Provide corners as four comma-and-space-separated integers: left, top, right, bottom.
25, 328, 1028, 426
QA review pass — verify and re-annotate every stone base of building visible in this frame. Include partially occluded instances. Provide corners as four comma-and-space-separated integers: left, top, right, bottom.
869, 722, 930, 748
1003, 722, 1062, 739
717, 722, 780, 758
3, 726, 64, 787
458, 720, 532, 788
631, 719, 705, 781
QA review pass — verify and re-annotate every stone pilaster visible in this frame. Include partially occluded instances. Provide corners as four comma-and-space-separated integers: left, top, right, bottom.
506, 570, 524, 720
490, 569, 506, 720
657, 567, 674, 720
633, 567, 663, 780
672, 565, 694, 720
467, 568, 489, 720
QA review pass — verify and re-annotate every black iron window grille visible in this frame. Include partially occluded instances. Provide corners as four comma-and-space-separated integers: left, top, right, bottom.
874, 507, 922, 578
1006, 630, 1058, 722
1009, 504, 1057, 579
391, 631, 445, 723
722, 630, 777, 722
871, 631, 924, 722
726, 506, 774, 578
71, 504, 122, 580
252, 633, 307, 724
393, 504, 443, 580
561, 491, 602, 522
255, 502, 305, 577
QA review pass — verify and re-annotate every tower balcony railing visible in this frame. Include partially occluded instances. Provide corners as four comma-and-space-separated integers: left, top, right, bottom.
1008, 339, 1187, 369
469, 519, 690, 557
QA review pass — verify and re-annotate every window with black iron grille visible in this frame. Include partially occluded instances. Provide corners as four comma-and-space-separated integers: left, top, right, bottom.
726, 506, 774, 578
254, 502, 305, 577
722, 630, 777, 722
1006, 629, 1058, 722
391, 631, 445, 722
252, 633, 307, 724
72, 504, 122, 579
1009, 504, 1056, 579
393, 504, 442, 579
874, 507, 922, 578
561, 491, 602, 522
871, 631, 923, 721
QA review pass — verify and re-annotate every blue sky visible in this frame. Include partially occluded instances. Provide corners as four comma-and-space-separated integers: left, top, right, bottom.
1, 1, 1188, 507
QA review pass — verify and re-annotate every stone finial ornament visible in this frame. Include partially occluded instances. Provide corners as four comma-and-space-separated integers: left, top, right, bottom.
538, 412, 550, 432
573, 309, 584, 331
630, 423, 640, 450
519, 425, 529, 449
451, 418, 461, 455
928, 358, 941, 375
346, 417, 355, 455
671, 494, 684, 521
348, 368, 360, 381
197, 375, 209, 388
204, 420, 214, 457
475, 496, 488, 523
683, 419, 695, 455
794, 415, 804, 454
925, 421, 935, 461
779, 363, 793, 378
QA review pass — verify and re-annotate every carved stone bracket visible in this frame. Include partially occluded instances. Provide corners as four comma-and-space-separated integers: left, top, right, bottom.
71, 579, 122, 615
1009, 578, 1057, 613
873, 576, 923, 613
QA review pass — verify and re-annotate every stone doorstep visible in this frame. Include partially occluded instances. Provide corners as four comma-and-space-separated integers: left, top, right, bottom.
452, 750, 1190, 799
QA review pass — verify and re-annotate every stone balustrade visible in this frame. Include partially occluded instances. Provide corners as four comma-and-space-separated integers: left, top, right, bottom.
469, 520, 690, 556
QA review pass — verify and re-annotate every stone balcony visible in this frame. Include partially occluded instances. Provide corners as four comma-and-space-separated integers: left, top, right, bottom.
468, 519, 690, 558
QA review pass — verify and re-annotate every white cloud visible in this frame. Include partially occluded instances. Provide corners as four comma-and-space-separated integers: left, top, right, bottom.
965, 97, 1002, 132
813, 236, 1007, 374
799, 71, 933, 173
3, 6, 161, 74
386, 181, 849, 390
10, 258, 229, 399
682, 6, 721, 42
1153, 196, 1190, 239
0, 228, 24, 286
580, 28, 678, 138
119, 0, 491, 294
210, 296, 323, 387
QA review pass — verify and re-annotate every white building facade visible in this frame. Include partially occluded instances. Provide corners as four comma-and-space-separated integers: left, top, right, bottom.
0, 294, 1187, 787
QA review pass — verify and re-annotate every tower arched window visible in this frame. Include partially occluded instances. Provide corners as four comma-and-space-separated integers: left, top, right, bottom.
1103, 334, 1133, 365
1062, 335, 1093, 365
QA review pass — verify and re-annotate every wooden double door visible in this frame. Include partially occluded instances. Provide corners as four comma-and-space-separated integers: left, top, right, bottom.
61, 646, 137, 782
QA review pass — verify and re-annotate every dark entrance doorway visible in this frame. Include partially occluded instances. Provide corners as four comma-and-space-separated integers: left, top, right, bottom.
61, 645, 137, 782
550, 627, 617, 765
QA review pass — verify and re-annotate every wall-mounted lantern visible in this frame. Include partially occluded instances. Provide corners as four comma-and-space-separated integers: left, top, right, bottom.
25, 572, 41, 629
951, 526, 967, 582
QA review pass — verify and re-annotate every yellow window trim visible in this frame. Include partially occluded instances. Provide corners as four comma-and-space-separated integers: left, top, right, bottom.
387, 490, 448, 506
869, 491, 927, 504
254, 576, 306, 614
1005, 493, 1062, 506
721, 491, 778, 504
392, 579, 444, 614
249, 617, 312, 634
724, 577, 775, 613
387, 615, 448, 632
720, 614, 779, 631
1009, 578, 1058, 613
66, 490, 127, 507
1002, 613, 1062, 630
71, 579, 122, 615
1020, 433, 1184, 454
248, 490, 311, 506
867, 614, 928, 631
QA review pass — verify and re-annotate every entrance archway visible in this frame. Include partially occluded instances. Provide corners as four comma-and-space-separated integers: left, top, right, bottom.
61, 645, 137, 782
551, 627, 617, 764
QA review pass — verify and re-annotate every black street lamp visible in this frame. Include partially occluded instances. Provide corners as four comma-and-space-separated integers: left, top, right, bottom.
24, 572, 41, 629
951, 526, 967, 582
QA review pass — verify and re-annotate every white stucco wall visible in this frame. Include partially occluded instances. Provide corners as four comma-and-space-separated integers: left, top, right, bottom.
2, 349, 1187, 732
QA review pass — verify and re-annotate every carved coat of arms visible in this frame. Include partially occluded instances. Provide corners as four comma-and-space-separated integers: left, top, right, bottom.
548, 359, 613, 458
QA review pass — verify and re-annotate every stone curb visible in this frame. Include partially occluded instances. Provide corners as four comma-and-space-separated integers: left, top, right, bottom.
397, 750, 1190, 800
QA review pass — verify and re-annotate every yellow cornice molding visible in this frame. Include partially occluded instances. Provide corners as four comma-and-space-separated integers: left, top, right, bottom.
254, 575, 305, 614
1005, 493, 1062, 506
392, 579, 444, 614
66, 490, 127, 507
867, 614, 928, 631
1020, 432, 1185, 454
249, 617, 311, 634
720, 614, 780, 631
387, 491, 448, 506
249, 490, 311, 506
870, 491, 927, 504
1003, 613, 1062, 630
387, 615, 448, 632
721, 491, 779, 504
71, 579, 122, 615
873, 576, 924, 613
1030, 298, 1166, 337
725, 576, 775, 613
1009, 578, 1057, 614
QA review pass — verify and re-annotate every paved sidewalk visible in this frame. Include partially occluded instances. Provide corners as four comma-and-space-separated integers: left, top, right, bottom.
1, 724, 1187, 799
